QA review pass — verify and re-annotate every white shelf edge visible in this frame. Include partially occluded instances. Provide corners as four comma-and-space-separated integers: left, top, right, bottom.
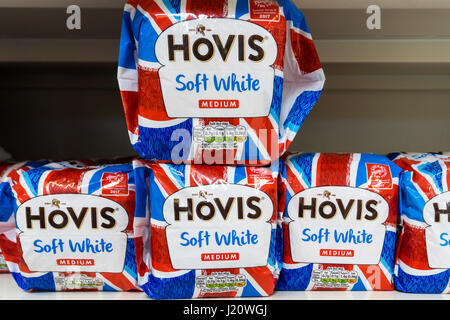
315, 39, 450, 64
1, 0, 450, 9
0, 274, 448, 300
0, 39, 120, 63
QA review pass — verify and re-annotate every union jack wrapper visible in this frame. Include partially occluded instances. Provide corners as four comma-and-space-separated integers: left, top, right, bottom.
0, 161, 140, 292
277, 153, 402, 291
389, 152, 450, 293
118, 0, 325, 165
133, 159, 282, 298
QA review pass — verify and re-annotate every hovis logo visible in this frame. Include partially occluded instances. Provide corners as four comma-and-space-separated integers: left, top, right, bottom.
163, 184, 273, 269
16, 194, 129, 273
154, 18, 278, 119
287, 186, 389, 265
17, 194, 129, 233
163, 185, 271, 224
423, 191, 450, 269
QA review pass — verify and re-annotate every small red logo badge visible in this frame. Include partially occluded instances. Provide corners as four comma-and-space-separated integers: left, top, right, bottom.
366, 163, 393, 189
101, 173, 129, 196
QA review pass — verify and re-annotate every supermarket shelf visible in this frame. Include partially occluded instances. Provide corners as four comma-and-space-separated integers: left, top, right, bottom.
0, 274, 448, 300
1, 0, 450, 9
1, 4, 449, 64
0, 0, 125, 8
1, 0, 449, 64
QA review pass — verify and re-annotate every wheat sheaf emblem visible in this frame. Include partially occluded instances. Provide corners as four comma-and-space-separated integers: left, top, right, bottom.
318, 191, 336, 200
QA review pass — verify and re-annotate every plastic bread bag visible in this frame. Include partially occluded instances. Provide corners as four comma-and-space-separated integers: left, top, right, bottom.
118, 0, 325, 165
0, 161, 51, 273
133, 159, 281, 298
389, 152, 450, 293
277, 153, 402, 291
0, 161, 140, 292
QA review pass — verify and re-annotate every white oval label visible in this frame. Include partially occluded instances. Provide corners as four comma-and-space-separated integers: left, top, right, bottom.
287, 186, 389, 265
